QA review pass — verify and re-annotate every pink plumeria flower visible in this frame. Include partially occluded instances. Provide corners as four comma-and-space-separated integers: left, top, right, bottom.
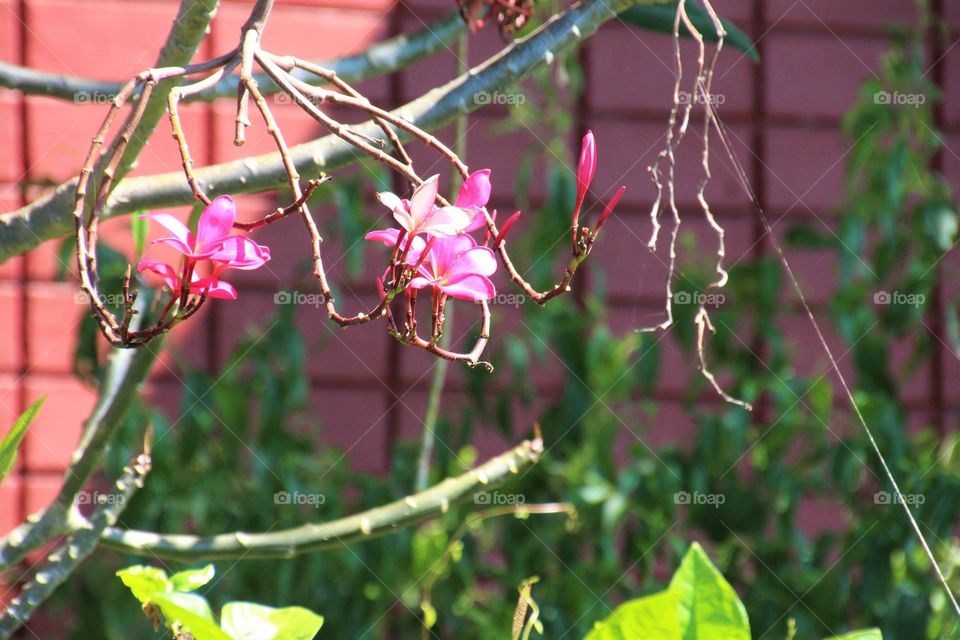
137, 259, 238, 300
377, 175, 473, 238
137, 195, 270, 301
409, 234, 497, 302
144, 195, 270, 268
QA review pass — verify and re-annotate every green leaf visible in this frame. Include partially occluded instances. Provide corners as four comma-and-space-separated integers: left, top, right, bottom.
116, 565, 170, 604
585, 590, 682, 639
221, 602, 323, 640
0, 397, 45, 484
669, 542, 750, 640
584, 543, 750, 640
824, 630, 883, 640
620, 1, 758, 61
153, 592, 230, 640
170, 564, 216, 592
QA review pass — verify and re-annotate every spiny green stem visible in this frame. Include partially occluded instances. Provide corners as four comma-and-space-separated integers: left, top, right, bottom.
99, 437, 543, 561
0, 447, 151, 639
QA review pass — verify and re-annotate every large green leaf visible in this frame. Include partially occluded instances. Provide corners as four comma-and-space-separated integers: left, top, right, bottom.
0, 397, 45, 484
221, 602, 324, 640
620, 1, 758, 61
585, 590, 683, 639
669, 543, 750, 640
584, 543, 750, 640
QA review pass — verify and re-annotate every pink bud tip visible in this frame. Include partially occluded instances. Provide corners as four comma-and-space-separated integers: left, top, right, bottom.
494, 211, 522, 248
595, 186, 626, 233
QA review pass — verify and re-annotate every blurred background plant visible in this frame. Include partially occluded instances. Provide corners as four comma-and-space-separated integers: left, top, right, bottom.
30, 2, 960, 639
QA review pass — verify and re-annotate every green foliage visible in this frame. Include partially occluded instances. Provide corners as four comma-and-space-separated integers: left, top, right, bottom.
0, 397, 45, 484
117, 564, 322, 640
587, 543, 750, 640
43, 6, 960, 640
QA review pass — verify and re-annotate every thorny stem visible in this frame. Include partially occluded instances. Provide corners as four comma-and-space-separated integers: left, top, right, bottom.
99, 438, 544, 560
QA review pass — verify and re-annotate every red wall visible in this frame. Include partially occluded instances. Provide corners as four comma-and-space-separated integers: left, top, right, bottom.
1, 0, 959, 541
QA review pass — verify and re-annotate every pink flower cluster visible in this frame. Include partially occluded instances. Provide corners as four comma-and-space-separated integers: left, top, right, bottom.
365, 172, 499, 302
137, 196, 271, 300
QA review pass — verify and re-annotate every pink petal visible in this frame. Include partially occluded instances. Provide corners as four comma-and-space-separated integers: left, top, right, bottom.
408, 176, 440, 227
210, 236, 271, 270
137, 258, 180, 291
420, 206, 473, 237
449, 246, 497, 279
463, 207, 488, 233
143, 212, 193, 255
455, 169, 492, 210
191, 275, 238, 300
426, 234, 476, 275
365, 228, 426, 263
195, 195, 237, 254
438, 274, 495, 302
377, 191, 403, 213
365, 228, 403, 246
408, 275, 434, 290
